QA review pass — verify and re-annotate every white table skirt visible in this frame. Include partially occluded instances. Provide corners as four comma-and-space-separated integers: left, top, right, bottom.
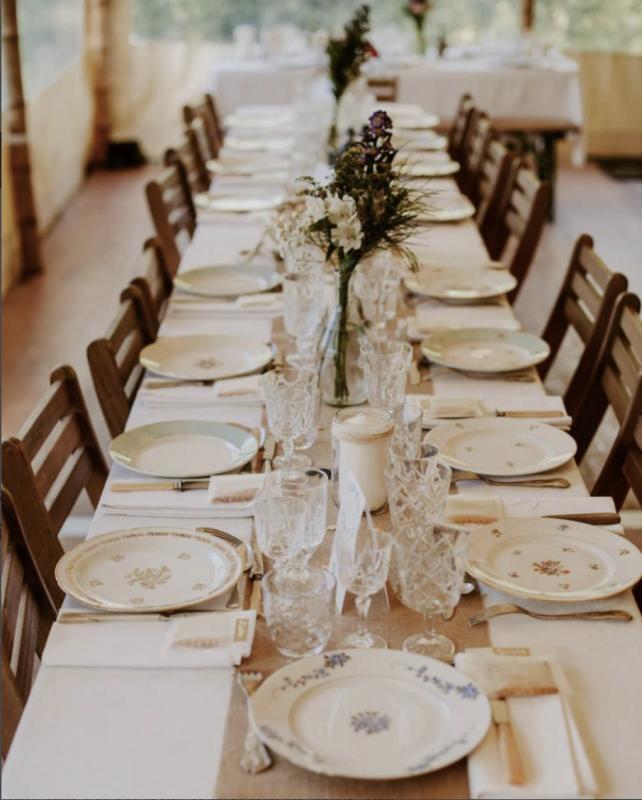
4, 182, 640, 800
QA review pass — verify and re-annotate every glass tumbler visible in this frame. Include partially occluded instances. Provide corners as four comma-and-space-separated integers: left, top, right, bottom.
360, 339, 413, 415
263, 567, 336, 658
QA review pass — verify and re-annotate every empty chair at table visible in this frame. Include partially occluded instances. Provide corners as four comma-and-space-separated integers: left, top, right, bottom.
485, 159, 550, 300
127, 237, 174, 338
1, 366, 108, 590
475, 136, 515, 246
367, 76, 398, 103
145, 160, 196, 274
87, 282, 155, 438
538, 234, 628, 420
183, 93, 223, 161
447, 92, 475, 165
2, 488, 58, 759
459, 110, 492, 204
164, 125, 210, 198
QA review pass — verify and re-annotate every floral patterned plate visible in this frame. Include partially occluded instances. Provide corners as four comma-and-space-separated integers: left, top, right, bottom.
405, 268, 517, 302
55, 527, 242, 612
251, 649, 490, 780
425, 417, 576, 477
174, 265, 282, 298
140, 334, 273, 381
421, 328, 550, 373
109, 420, 258, 478
467, 518, 642, 602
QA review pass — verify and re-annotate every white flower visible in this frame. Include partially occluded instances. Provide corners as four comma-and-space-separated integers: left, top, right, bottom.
331, 215, 363, 253
326, 193, 357, 225
304, 195, 326, 224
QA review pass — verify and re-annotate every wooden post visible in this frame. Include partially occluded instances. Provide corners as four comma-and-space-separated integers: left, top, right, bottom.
1, 0, 43, 276
87, 0, 111, 166
521, 0, 535, 31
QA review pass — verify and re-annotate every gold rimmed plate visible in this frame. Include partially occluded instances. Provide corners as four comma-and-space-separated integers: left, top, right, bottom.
421, 328, 550, 373
174, 265, 281, 298
195, 191, 285, 213
405, 269, 517, 302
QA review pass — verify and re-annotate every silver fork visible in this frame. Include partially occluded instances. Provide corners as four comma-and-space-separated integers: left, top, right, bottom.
451, 471, 571, 489
468, 602, 633, 626
237, 671, 272, 773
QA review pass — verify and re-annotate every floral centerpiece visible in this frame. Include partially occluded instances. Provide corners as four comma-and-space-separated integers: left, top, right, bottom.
326, 5, 378, 151
300, 110, 427, 405
404, 0, 432, 55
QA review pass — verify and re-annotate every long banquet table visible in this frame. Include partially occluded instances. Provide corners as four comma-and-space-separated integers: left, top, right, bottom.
3, 163, 641, 799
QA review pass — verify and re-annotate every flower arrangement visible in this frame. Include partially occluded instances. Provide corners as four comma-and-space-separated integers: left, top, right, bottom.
326, 5, 378, 148
404, 0, 432, 55
300, 110, 428, 403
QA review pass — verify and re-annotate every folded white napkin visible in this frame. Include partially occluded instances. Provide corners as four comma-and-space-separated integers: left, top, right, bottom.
158, 314, 274, 341
43, 611, 256, 669
165, 610, 256, 665
445, 495, 504, 527
207, 474, 265, 515
455, 650, 597, 799
177, 220, 267, 270
211, 374, 264, 405
407, 302, 520, 340
416, 394, 571, 428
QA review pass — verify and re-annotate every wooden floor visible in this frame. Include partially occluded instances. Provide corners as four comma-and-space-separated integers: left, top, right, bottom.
2, 161, 642, 485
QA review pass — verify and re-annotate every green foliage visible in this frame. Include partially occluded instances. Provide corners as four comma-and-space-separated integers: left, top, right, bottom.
325, 5, 373, 102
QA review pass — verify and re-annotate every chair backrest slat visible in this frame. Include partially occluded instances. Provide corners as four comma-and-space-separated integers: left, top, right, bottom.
476, 138, 515, 247
33, 415, 84, 499
165, 128, 209, 197
367, 77, 397, 102
448, 92, 475, 162
145, 162, 196, 273
461, 111, 491, 202
183, 93, 222, 160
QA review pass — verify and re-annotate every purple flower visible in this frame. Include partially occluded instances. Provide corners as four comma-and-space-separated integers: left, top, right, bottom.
369, 110, 393, 135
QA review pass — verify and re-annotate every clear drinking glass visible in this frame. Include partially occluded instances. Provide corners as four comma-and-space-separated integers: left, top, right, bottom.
336, 526, 393, 649
392, 397, 424, 452
360, 339, 413, 414
282, 265, 326, 368
263, 567, 336, 658
253, 484, 307, 575
396, 526, 468, 662
384, 441, 452, 595
354, 252, 401, 339
261, 369, 312, 469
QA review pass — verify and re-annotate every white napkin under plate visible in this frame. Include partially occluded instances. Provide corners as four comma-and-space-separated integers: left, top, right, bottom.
407, 302, 520, 340
43, 611, 256, 669
177, 220, 270, 270
207, 474, 265, 515
417, 395, 571, 428
456, 650, 597, 799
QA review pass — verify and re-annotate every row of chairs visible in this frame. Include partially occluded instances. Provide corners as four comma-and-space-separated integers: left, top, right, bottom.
3, 90, 642, 757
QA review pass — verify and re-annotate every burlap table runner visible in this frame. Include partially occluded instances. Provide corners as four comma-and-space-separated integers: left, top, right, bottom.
215, 319, 488, 799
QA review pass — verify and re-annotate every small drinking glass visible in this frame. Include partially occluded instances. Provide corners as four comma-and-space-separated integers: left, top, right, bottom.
396, 526, 468, 661
360, 340, 413, 414
354, 252, 401, 339
263, 567, 336, 658
336, 526, 393, 649
392, 397, 424, 452
253, 484, 307, 575
282, 266, 325, 368
262, 369, 311, 469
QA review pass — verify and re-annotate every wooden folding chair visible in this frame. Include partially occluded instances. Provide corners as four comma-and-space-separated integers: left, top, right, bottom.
570, 292, 642, 506
183, 93, 223, 161
476, 137, 515, 247
486, 159, 550, 300
1, 367, 108, 605
87, 285, 155, 438
128, 237, 173, 337
2, 488, 57, 759
145, 160, 196, 274
460, 110, 492, 204
367, 76, 398, 103
164, 125, 209, 197
447, 92, 475, 164
538, 235, 628, 416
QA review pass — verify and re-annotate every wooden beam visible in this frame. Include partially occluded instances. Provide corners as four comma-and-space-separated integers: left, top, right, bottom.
1, 0, 43, 277
521, 0, 535, 31
87, 0, 111, 166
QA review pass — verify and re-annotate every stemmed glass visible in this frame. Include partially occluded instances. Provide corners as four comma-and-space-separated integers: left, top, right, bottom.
283, 265, 326, 368
396, 526, 468, 661
392, 397, 424, 452
354, 252, 401, 339
253, 483, 307, 579
360, 339, 413, 415
336, 526, 393, 649
261, 369, 312, 469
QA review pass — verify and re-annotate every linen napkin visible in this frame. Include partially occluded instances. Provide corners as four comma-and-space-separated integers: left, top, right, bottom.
207, 474, 265, 516
407, 302, 520, 340
43, 611, 256, 669
177, 220, 270, 270
416, 394, 572, 428
211, 374, 264, 405
158, 314, 274, 341
455, 649, 597, 799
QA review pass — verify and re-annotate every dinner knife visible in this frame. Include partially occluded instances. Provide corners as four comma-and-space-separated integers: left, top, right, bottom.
110, 479, 209, 492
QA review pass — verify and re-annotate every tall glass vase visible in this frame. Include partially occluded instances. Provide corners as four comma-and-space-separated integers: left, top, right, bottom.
320, 259, 366, 407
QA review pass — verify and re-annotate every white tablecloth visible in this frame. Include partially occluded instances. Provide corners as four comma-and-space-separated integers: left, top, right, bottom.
210, 56, 583, 127
4, 176, 640, 800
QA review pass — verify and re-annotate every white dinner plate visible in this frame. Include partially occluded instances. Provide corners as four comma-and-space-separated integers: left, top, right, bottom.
109, 420, 258, 478
401, 160, 460, 178
395, 113, 440, 130
223, 112, 295, 129
425, 417, 576, 477
405, 269, 517, 302
140, 334, 273, 381
223, 136, 293, 153
394, 132, 448, 152
421, 328, 550, 373
251, 649, 490, 780
207, 155, 291, 175
174, 265, 282, 298
55, 527, 242, 612
194, 191, 285, 213
419, 197, 476, 222
467, 518, 642, 602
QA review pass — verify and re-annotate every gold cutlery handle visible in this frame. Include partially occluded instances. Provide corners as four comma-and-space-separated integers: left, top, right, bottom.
497, 410, 565, 418
544, 512, 621, 525
144, 380, 211, 390
497, 720, 526, 785
528, 609, 633, 622
110, 480, 209, 492
485, 477, 571, 489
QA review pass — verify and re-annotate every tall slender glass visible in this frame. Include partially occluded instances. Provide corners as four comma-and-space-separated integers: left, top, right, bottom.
354, 252, 401, 339
261, 369, 312, 469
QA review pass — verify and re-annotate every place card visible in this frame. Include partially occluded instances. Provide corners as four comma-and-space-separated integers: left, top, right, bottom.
329, 471, 367, 613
